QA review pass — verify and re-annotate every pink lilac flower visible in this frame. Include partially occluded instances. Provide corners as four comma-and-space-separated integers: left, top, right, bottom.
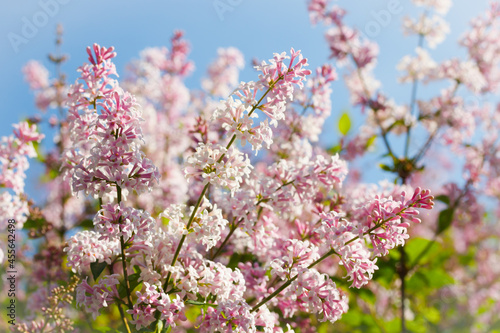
210, 49, 311, 154
11, 320, 58, 333
397, 47, 437, 83
308, 1, 346, 26
76, 274, 121, 319
358, 188, 434, 250
202, 47, 245, 97
344, 69, 381, 106
343, 125, 377, 160
41, 177, 85, 230
93, 203, 157, 243
128, 228, 177, 286
460, 3, 500, 93
0, 122, 44, 229
308, 64, 336, 116
200, 300, 255, 333
402, 14, 450, 48
181, 259, 246, 302
238, 262, 270, 301
284, 268, 349, 322
338, 240, 379, 288
64, 230, 120, 273
164, 30, 195, 77
184, 142, 252, 193
66, 44, 160, 198
412, 0, 452, 14
22, 60, 50, 90
127, 282, 185, 330
316, 188, 433, 287
188, 198, 228, 250
159, 75, 190, 118
434, 59, 486, 93
268, 239, 320, 279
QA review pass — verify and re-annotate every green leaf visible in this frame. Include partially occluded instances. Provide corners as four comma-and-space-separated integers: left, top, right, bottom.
357, 288, 376, 303
422, 268, 454, 289
78, 219, 94, 229
23, 217, 46, 229
90, 261, 108, 281
338, 112, 351, 135
365, 135, 376, 149
338, 310, 362, 326
161, 216, 170, 226
155, 319, 164, 333
437, 208, 455, 234
379, 164, 392, 172
128, 273, 141, 291
405, 238, 438, 265
435, 195, 450, 205
184, 305, 202, 323
327, 144, 342, 155
407, 267, 454, 292
32, 140, 45, 163
317, 322, 331, 333
186, 300, 211, 306
425, 306, 441, 324
406, 271, 428, 292
94, 328, 121, 333
118, 273, 141, 299
226, 252, 256, 270
373, 256, 398, 287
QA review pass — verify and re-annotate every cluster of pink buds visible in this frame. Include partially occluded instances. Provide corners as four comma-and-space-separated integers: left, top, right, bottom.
65, 44, 159, 199
0, 122, 44, 233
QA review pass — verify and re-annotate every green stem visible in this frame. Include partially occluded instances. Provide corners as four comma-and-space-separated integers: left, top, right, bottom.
408, 235, 437, 272
412, 81, 460, 163
408, 178, 473, 273
117, 303, 132, 333
116, 185, 133, 308
337, 22, 396, 160
399, 246, 407, 333
163, 184, 209, 291
162, 76, 284, 292
404, 32, 425, 159
251, 204, 418, 312
211, 179, 295, 261
210, 218, 241, 260
110, 262, 132, 333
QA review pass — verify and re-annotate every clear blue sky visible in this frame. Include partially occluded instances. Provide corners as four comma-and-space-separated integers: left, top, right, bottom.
0, 0, 491, 201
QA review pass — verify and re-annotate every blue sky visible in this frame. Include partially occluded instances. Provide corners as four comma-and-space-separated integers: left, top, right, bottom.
0, 0, 491, 201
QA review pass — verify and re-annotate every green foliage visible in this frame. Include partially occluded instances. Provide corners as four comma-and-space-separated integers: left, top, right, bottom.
94, 327, 120, 333
118, 272, 141, 299
327, 143, 342, 155
79, 218, 94, 229
226, 252, 257, 270
407, 268, 454, 291
374, 255, 399, 287
437, 208, 455, 234
405, 238, 439, 266
32, 140, 46, 163
338, 112, 351, 135
23, 216, 46, 229
90, 261, 108, 281
365, 135, 376, 149
434, 195, 450, 205
379, 163, 393, 172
